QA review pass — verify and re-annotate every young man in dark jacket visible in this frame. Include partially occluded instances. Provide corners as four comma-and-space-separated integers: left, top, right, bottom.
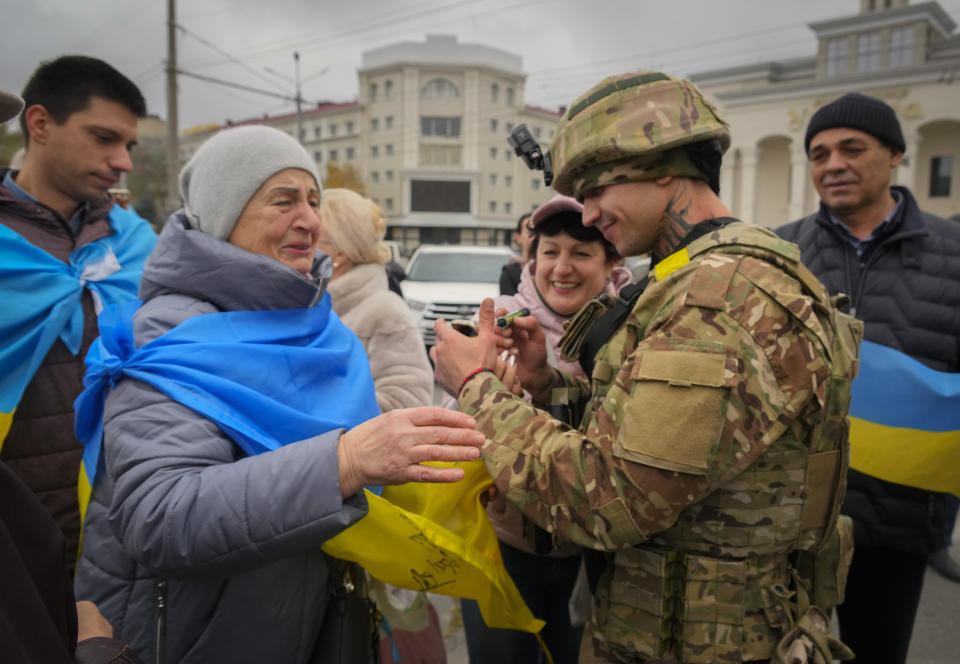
0, 58, 155, 574
777, 92, 960, 664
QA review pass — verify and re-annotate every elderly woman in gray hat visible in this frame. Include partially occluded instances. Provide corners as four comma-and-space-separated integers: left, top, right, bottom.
73, 125, 482, 664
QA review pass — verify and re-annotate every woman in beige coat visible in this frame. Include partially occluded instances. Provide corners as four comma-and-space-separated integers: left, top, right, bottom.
319, 189, 433, 412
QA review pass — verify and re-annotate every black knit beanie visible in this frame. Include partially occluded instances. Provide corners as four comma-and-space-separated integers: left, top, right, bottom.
804, 92, 905, 155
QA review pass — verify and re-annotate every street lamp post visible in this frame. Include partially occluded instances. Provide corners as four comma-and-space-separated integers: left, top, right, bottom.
294, 51, 303, 144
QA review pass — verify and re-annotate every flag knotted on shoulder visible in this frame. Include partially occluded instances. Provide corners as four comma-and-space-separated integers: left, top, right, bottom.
0, 205, 156, 446
74, 296, 543, 636
74, 294, 381, 514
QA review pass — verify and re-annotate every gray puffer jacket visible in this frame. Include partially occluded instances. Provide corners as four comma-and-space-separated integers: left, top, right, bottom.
74, 214, 369, 664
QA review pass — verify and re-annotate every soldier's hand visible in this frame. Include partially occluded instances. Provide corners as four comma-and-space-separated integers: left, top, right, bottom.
432, 298, 500, 396
502, 310, 553, 399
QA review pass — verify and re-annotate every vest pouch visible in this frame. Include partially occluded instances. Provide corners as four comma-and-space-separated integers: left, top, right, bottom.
679, 554, 746, 664
792, 515, 854, 611
602, 548, 678, 660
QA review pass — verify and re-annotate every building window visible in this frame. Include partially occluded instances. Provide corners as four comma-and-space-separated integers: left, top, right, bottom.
421, 116, 461, 137
330, 124, 338, 136
505, 122, 513, 132
385, 115, 394, 129
534, 126, 542, 139
490, 147, 498, 159
385, 144, 394, 156
329, 149, 338, 161
491, 83, 499, 103
346, 147, 355, 160
314, 126, 322, 139
489, 201, 497, 213
411, 180, 470, 212
371, 145, 379, 158
299, 128, 305, 141
386, 170, 394, 182
531, 178, 540, 190
385, 80, 393, 100
857, 32, 881, 72
505, 175, 513, 187
506, 151, 512, 161
422, 78, 459, 99
419, 145, 461, 166
346, 121, 355, 134
491, 118, 498, 132
385, 198, 394, 211
371, 118, 379, 131
506, 88, 515, 106
826, 38, 847, 77
313, 150, 322, 162
369, 83, 377, 102
930, 156, 954, 197
371, 171, 379, 183
505, 202, 512, 214
890, 26, 914, 67
490, 174, 497, 186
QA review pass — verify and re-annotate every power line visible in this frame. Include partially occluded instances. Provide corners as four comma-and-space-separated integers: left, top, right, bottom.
176, 69, 300, 102
176, 23, 289, 94
180, 0, 533, 70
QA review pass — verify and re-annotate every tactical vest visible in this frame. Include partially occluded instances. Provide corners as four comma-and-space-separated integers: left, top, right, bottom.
564, 224, 861, 663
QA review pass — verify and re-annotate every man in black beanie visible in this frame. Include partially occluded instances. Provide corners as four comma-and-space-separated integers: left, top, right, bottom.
778, 92, 960, 663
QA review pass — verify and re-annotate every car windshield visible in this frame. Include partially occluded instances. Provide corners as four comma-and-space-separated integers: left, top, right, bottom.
407, 252, 507, 283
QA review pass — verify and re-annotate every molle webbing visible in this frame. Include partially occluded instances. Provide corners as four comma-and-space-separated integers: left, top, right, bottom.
609, 547, 790, 662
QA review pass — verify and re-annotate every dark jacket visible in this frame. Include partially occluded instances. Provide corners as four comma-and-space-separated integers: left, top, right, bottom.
0, 169, 118, 573
74, 215, 368, 664
777, 186, 960, 552
0, 461, 141, 663
499, 257, 524, 296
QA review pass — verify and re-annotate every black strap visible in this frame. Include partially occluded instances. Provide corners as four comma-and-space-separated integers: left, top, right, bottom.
577, 217, 739, 377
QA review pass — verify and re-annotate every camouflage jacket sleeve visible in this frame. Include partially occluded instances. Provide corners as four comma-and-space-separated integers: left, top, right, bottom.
458, 253, 830, 551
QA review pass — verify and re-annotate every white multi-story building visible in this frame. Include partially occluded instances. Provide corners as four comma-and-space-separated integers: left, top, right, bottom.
690, 0, 960, 226
180, 34, 562, 253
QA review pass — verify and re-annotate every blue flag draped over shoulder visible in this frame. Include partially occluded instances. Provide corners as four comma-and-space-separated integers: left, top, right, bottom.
848, 339, 960, 497
74, 296, 544, 637
74, 295, 381, 516
0, 206, 156, 447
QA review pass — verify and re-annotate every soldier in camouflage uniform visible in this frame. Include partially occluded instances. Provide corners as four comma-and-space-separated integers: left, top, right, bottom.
432, 72, 862, 663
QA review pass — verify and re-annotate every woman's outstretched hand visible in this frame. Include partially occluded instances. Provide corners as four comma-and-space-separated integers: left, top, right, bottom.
337, 407, 485, 496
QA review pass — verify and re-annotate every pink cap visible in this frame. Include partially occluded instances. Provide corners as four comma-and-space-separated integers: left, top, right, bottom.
530, 194, 583, 228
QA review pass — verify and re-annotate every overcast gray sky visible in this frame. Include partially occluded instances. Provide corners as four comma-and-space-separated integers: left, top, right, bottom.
3, 0, 960, 130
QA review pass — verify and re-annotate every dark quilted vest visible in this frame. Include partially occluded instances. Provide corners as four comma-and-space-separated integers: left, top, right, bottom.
777, 186, 960, 552
0, 173, 115, 574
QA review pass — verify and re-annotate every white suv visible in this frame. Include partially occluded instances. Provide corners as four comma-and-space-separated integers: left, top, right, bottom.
401, 244, 516, 346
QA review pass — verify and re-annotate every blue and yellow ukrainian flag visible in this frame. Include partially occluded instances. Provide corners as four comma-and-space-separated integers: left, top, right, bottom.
0, 206, 155, 451
848, 340, 960, 497
76, 299, 544, 636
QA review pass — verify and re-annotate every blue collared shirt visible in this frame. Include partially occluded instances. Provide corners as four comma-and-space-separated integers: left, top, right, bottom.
827, 190, 903, 258
3, 170, 89, 234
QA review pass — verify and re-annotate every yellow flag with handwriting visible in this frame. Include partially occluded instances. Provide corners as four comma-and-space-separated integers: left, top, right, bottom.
322, 459, 544, 634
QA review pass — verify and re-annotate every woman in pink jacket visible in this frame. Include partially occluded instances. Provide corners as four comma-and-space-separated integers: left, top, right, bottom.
455, 194, 632, 664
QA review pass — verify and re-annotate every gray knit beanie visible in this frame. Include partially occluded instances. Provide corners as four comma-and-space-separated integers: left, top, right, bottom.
804, 93, 905, 155
179, 125, 321, 241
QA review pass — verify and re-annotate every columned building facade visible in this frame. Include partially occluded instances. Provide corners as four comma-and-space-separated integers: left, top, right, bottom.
691, 0, 960, 227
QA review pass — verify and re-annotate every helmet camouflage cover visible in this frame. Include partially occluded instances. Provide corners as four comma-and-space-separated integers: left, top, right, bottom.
549, 71, 731, 198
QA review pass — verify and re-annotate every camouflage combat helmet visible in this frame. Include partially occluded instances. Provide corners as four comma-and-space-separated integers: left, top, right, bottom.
549, 71, 731, 198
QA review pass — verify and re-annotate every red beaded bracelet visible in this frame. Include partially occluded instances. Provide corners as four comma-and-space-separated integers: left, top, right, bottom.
458, 367, 494, 398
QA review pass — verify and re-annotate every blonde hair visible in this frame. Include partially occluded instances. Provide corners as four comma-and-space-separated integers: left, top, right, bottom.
319, 188, 391, 265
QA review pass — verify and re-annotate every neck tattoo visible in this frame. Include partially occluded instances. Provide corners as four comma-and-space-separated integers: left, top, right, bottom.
652, 181, 696, 263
